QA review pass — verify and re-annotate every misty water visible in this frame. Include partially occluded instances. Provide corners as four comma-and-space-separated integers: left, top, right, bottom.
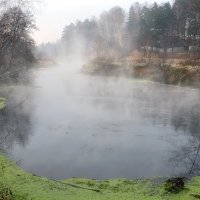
1, 64, 200, 179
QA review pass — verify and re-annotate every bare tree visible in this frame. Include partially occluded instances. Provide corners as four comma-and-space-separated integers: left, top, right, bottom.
0, 0, 36, 83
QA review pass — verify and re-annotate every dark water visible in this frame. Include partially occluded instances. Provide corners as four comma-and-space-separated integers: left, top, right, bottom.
1, 65, 200, 179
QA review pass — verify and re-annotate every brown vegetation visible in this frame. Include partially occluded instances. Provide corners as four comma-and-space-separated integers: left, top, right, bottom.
83, 50, 200, 87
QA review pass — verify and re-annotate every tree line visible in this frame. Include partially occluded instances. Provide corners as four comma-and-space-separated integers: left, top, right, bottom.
59, 0, 200, 61
0, 0, 36, 83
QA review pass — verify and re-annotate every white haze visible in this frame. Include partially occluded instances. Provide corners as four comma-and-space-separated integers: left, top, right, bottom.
6, 63, 200, 179
5, 28, 200, 179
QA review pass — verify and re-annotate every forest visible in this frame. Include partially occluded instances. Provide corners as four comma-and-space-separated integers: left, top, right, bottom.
1, 0, 200, 80
53, 0, 200, 61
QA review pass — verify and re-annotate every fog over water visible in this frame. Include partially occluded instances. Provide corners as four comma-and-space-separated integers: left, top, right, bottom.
1, 62, 200, 179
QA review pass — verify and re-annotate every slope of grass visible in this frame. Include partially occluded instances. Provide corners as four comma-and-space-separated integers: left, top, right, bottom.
1, 154, 200, 200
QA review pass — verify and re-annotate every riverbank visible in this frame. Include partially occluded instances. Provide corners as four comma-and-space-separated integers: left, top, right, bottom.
82, 55, 200, 87
1, 154, 200, 200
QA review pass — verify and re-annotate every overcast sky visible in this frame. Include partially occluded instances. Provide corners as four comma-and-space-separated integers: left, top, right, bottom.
33, 0, 171, 44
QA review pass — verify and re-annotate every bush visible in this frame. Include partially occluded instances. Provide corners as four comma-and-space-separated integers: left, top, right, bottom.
164, 177, 185, 193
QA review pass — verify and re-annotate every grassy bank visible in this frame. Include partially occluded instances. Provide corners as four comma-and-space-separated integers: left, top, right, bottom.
1, 155, 200, 200
162, 64, 200, 86
82, 58, 200, 87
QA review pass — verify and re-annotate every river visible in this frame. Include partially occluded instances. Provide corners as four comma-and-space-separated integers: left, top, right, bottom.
1, 64, 200, 179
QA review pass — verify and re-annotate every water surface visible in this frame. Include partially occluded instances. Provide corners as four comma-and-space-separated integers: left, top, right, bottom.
1, 65, 200, 179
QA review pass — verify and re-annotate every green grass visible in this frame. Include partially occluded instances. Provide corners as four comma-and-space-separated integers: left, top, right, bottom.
1, 154, 200, 199
0, 98, 6, 110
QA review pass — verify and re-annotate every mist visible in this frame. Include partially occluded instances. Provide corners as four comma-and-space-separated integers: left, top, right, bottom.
1, 0, 200, 189
1, 60, 200, 179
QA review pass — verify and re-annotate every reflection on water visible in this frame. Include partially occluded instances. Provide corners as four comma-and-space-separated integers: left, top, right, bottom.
170, 138, 200, 176
1, 65, 200, 179
170, 103, 200, 176
0, 90, 31, 151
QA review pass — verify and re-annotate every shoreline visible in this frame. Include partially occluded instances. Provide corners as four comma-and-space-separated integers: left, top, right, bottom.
82, 59, 200, 88
1, 154, 200, 199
